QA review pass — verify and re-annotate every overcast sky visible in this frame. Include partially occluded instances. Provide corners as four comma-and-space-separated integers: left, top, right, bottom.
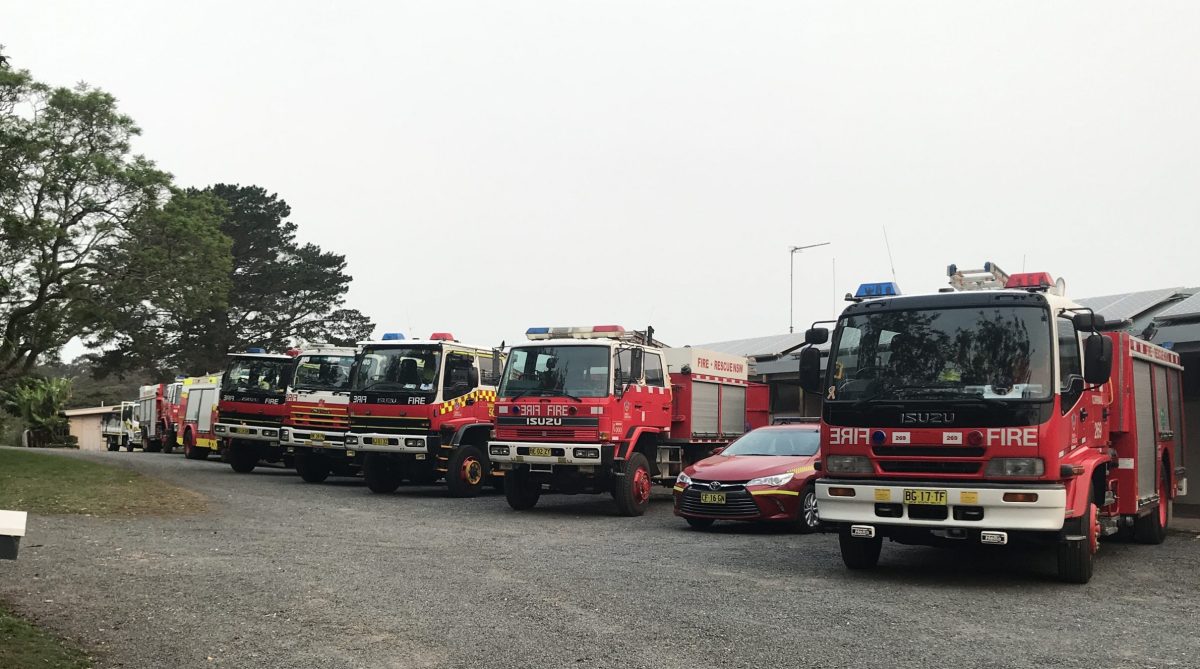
7, 1, 1200, 354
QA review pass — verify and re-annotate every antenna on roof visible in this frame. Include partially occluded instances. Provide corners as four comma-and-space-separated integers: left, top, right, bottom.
882, 226, 898, 285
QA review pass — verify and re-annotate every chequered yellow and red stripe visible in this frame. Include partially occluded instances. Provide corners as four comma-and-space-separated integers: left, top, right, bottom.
437, 389, 497, 415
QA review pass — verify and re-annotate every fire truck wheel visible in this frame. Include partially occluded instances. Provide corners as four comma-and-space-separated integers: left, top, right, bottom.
106, 438, 119, 452
612, 453, 652, 517
1056, 484, 1097, 584
364, 454, 402, 494
229, 446, 257, 473
1134, 463, 1170, 545
162, 434, 175, 455
685, 517, 715, 530
446, 446, 487, 498
794, 484, 820, 533
838, 526, 882, 569
295, 453, 330, 484
123, 437, 135, 452
504, 468, 540, 510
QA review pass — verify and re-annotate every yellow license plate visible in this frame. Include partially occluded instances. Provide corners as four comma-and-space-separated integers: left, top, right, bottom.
233, 427, 251, 435
529, 447, 553, 457
699, 492, 726, 504
367, 437, 389, 446
904, 489, 948, 505
309, 433, 324, 442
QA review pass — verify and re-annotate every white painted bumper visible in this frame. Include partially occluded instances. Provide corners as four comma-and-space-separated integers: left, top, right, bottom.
214, 423, 280, 442
488, 441, 604, 467
280, 427, 347, 449
816, 481, 1067, 532
346, 432, 429, 453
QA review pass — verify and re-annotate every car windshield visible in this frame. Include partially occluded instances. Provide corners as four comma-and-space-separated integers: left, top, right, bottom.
498, 345, 610, 399
353, 346, 441, 392
722, 429, 820, 456
292, 355, 355, 391
828, 305, 1053, 402
222, 358, 291, 394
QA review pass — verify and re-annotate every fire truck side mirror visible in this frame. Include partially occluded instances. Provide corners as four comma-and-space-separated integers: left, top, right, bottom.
1072, 312, 1101, 332
804, 327, 829, 345
630, 349, 644, 382
1083, 334, 1113, 385
467, 366, 480, 388
798, 347, 823, 394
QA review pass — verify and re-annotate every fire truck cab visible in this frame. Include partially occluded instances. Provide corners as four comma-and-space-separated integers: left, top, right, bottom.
280, 345, 358, 483
345, 333, 503, 497
489, 325, 769, 516
215, 350, 297, 473
101, 401, 141, 452
803, 264, 1187, 583
137, 382, 183, 453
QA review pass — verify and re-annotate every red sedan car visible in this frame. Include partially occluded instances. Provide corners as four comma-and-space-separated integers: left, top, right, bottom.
673, 423, 820, 531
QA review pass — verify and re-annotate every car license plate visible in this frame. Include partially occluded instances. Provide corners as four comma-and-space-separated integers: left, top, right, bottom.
367, 437, 388, 446
700, 492, 726, 504
529, 447, 553, 457
233, 427, 250, 435
309, 433, 324, 442
903, 489, 948, 505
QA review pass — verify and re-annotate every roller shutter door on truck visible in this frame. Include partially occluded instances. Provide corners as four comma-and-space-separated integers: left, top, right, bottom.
692, 382, 720, 438
720, 385, 746, 437
197, 389, 217, 432
1134, 361, 1156, 499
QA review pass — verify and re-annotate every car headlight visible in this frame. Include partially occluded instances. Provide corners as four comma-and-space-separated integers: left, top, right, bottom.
825, 455, 873, 474
747, 472, 795, 487
986, 458, 1045, 477
676, 472, 693, 486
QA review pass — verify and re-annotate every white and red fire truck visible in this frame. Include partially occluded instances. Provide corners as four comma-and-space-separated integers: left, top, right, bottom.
488, 325, 770, 516
802, 264, 1187, 583
176, 373, 222, 460
345, 332, 504, 497
279, 344, 358, 483
137, 381, 184, 453
215, 349, 297, 473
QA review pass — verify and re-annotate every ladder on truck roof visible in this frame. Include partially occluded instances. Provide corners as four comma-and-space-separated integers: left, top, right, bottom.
947, 262, 1010, 291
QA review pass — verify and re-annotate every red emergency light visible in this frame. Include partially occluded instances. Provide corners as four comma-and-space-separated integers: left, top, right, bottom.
591, 325, 624, 333
429, 332, 456, 341
1005, 272, 1054, 290
285, 347, 302, 357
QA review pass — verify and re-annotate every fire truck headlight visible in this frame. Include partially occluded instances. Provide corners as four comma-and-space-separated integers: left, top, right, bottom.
215, 425, 227, 434
489, 445, 510, 457
826, 456, 873, 474
263, 429, 277, 438
280, 429, 290, 441
985, 458, 1045, 477
404, 438, 424, 448
748, 472, 794, 487
676, 472, 693, 486
344, 435, 359, 446
572, 448, 600, 460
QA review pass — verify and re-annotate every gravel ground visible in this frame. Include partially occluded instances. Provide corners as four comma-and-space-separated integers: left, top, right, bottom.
2, 448, 1199, 669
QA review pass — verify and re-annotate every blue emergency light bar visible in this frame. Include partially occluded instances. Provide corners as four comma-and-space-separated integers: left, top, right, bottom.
854, 282, 901, 299
246, 347, 266, 353
381, 332, 405, 341
526, 325, 626, 340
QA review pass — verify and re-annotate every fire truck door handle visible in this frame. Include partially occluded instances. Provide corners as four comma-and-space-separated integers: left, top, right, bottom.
1079, 408, 1088, 422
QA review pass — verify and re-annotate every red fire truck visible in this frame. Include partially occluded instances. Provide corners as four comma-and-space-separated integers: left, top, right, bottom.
489, 325, 770, 516
280, 344, 358, 483
177, 373, 222, 460
802, 264, 1187, 583
345, 332, 504, 497
137, 381, 184, 453
215, 349, 297, 473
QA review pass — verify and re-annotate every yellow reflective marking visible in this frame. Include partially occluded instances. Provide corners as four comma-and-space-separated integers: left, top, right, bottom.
873, 488, 892, 502
960, 491, 979, 504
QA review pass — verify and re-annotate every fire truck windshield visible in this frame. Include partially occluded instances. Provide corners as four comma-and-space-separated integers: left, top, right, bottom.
827, 305, 1053, 403
498, 345, 611, 399
222, 358, 291, 395
292, 355, 355, 392
353, 346, 441, 392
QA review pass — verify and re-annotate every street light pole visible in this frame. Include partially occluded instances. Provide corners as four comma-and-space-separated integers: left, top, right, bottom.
789, 242, 830, 333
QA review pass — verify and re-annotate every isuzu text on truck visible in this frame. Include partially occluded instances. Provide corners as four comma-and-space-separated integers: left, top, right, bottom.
345, 332, 504, 496
800, 264, 1186, 583
215, 349, 297, 473
488, 325, 769, 516
280, 345, 358, 483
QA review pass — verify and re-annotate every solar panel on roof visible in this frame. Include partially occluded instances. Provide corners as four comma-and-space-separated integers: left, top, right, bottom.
1154, 292, 1200, 320
1077, 287, 1187, 322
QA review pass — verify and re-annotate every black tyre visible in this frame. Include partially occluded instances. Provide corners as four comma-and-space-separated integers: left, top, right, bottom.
446, 445, 487, 498
612, 452, 653, 517
123, 437, 135, 452
182, 432, 209, 460
295, 452, 330, 484
229, 445, 257, 473
364, 454, 402, 494
794, 483, 820, 533
504, 468, 541, 510
106, 438, 119, 452
838, 526, 883, 570
143, 429, 161, 453
1134, 463, 1170, 545
162, 433, 175, 455
685, 517, 715, 530
1057, 484, 1097, 584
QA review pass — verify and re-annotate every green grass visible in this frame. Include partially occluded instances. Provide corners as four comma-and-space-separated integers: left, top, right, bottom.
0, 448, 206, 516
0, 604, 92, 669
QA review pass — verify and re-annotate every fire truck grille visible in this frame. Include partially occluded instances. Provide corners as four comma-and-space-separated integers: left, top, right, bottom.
348, 417, 430, 434
217, 413, 281, 427
878, 461, 982, 475
497, 428, 600, 442
290, 409, 349, 429
872, 446, 986, 458
678, 488, 760, 518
